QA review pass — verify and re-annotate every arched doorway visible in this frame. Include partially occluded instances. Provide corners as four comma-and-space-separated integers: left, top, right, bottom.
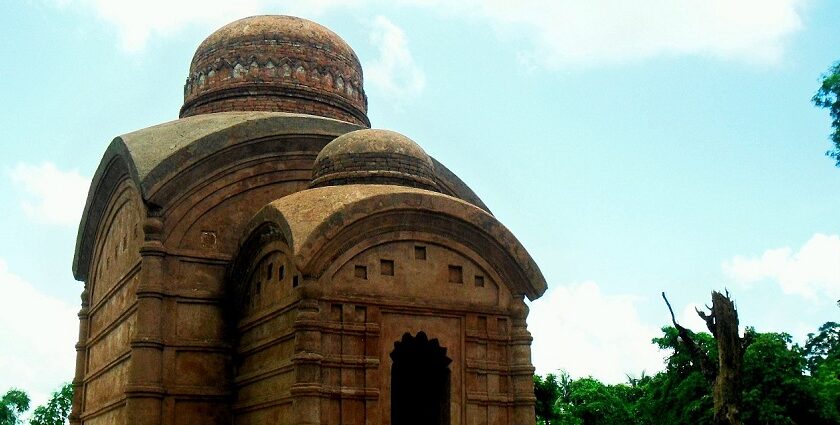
390, 331, 452, 425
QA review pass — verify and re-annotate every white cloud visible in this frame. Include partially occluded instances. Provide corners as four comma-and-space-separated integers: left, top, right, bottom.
0, 259, 78, 407
723, 233, 840, 301
9, 162, 90, 226
53, 0, 360, 52
366, 16, 426, 99
437, 0, 805, 67
528, 281, 664, 383
679, 302, 712, 334
46, 0, 805, 67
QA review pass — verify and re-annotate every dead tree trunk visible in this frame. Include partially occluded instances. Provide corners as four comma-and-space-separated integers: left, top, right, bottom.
663, 290, 743, 425
699, 291, 743, 425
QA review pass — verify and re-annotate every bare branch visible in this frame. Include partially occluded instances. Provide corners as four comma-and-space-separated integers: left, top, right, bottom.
697, 307, 717, 337
662, 292, 717, 382
662, 292, 679, 326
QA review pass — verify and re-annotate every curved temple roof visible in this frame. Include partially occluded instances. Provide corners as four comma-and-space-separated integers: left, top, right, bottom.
73, 112, 489, 280
242, 185, 547, 300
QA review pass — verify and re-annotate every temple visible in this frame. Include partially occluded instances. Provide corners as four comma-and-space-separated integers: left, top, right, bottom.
71, 15, 546, 425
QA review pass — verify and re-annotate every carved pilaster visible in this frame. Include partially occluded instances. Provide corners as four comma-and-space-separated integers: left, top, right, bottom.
509, 295, 536, 425
125, 218, 166, 425
69, 286, 90, 425
291, 283, 323, 425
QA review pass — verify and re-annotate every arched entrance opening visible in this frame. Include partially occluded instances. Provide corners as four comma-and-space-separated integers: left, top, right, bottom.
390, 331, 452, 425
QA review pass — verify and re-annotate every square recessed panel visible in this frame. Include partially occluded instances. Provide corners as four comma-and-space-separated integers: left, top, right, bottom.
381, 259, 394, 276
449, 265, 463, 283
414, 245, 427, 260
354, 265, 368, 280
474, 275, 485, 287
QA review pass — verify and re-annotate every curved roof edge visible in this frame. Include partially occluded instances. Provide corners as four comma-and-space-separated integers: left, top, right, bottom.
243, 185, 547, 300
72, 112, 493, 281
431, 157, 491, 213
72, 112, 362, 281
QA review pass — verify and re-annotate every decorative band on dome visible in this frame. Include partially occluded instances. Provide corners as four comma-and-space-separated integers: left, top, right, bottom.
311, 129, 440, 191
312, 152, 439, 190
180, 15, 369, 126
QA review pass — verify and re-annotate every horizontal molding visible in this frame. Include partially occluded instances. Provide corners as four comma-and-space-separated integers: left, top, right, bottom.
88, 260, 141, 315
238, 328, 294, 356
80, 396, 126, 421
162, 385, 231, 398
84, 351, 130, 382
232, 393, 293, 413
86, 305, 137, 346
321, 354, 380, 368
234, 361, 294, 386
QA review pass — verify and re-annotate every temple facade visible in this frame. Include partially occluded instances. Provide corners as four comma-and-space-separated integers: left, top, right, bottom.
71, 15, 546, 425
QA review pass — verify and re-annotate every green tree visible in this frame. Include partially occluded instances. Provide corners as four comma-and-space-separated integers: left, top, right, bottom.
532, 321, 840, 425
535, 374, 562, 425
639, 326, 714, 425
740, 331, 827, 425
566, 378, 635, 425
29, 383, 73, 425
813, 61, 840, 165
806, 323, 840, 422
804, 321, 840, 372
0, 389, 30, 425
812, 356, 840, 421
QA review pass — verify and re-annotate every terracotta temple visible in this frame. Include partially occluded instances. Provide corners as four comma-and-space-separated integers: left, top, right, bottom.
70, 15, 547, 425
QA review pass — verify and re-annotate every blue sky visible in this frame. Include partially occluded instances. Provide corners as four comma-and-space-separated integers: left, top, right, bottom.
1, 0, 838, 406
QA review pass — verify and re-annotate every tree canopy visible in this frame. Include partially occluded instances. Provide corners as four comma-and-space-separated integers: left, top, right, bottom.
0, 384, 71, 425
535, 322, 840, 425
813, 61, 840, 165
0, 390, 29, 425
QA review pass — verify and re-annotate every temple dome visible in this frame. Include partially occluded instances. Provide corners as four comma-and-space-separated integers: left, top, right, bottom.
312, 129, 439, 191
180, 15, 369, 126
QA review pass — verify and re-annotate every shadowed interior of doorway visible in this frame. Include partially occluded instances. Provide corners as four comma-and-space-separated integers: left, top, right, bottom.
390, 331, 452, 425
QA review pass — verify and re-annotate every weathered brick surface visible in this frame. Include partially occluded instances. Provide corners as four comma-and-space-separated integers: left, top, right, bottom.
311, 129, 441, 191
180, 15, 369, 126
72, 15, 545, 425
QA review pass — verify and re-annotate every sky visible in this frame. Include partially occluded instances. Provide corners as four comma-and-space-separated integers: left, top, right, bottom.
1, 0, 839, 408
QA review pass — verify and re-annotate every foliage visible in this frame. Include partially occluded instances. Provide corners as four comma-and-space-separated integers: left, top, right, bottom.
535, 322, 840, 425
0, 389, 30, 425
640, 326, 714, 425
566, 377, 635, 425
813, 61, 840, 165
807, 323, 840, 422
29, 384, 72, 425
804, 321, 840, 372
0, 384, 73, 425
535, 374, 562, 425
740, 331, 825, 425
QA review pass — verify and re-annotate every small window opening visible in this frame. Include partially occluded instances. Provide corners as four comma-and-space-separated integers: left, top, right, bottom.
448, 265, 463, 283
497, 317, 508, 334
477, 316, 487, 331
292, 275, 300, 287
267, 263, 273, 280
415, 245, 427, 260
381, 259, 395, 276
355, 265, 368, 280
279, 264, 285, 281
474, 275, 485, 287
